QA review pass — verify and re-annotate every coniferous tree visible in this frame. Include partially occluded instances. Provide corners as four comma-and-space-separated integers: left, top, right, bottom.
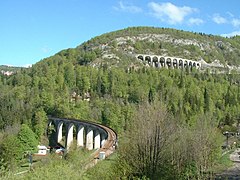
204, 87, 210, 113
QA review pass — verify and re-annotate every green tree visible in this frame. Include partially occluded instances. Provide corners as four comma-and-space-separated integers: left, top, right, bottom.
148, 87, 155, 104
33, 108, 48, 139
204, 87, 210, 113
0, 135, 22, 169
119, 102, 178, 179
18, 124, 38, 153
64, 63, 75, 87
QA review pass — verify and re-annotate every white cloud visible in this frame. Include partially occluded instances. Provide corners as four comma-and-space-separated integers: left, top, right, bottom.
41, 46, 52, 53
231, 18, 240, 27
148, 2, 197, 25
227, 11, 234, 18
212, 13, 240, 28
114, 1, 142, 13
221, 31, 240, 37
188, 18, 204, 25
212, 14, 227, 24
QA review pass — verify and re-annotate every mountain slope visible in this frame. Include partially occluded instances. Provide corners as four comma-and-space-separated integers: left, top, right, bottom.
43, 26, 240, 69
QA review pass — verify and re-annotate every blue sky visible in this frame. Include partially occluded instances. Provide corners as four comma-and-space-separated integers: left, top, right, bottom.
1, 0, 240, 67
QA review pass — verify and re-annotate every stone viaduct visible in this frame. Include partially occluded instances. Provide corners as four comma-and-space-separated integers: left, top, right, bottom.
136, 54, 201, 69
48, 117, 113, 151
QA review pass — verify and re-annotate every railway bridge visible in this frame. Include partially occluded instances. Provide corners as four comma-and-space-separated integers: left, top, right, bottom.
48, 117, 117, 154
136, 54, 201, 69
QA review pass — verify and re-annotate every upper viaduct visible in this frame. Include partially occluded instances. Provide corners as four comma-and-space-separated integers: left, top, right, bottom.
136, 54, 201, 70
48, 117, 117, 157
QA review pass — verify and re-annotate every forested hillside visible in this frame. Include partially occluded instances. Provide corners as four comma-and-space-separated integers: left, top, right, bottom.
1, 26, 240, 179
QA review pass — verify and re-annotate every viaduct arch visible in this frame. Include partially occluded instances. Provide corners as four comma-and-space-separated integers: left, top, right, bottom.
48, 117, 113, 151
136, 54, 201, 70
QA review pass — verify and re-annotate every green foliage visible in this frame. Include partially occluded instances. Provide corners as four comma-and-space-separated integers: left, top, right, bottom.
0, 124, 38, 171
1, 26, 240, 178
84, 153, 119, 180
33, 108, 48, 139
1, 149, 94, 180
1, 135, 22, 168
117, 102, 180, 179
215, 150, 234, 172
17, 124, 38, 153
76, 26, 240, 66
116, 103, 224, 179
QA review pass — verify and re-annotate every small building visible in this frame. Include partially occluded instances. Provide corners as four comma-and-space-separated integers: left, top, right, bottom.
35, 145, 48, 156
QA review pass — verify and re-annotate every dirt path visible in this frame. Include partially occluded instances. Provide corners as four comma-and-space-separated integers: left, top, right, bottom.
215, 148, 240, 179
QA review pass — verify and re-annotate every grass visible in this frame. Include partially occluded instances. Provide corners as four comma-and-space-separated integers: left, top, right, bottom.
83, 153, 118, 180
214, 149, 234, 174
0, 149, 95, 180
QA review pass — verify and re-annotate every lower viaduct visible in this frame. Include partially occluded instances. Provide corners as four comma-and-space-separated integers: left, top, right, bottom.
48, 117, 117, 156
136, 54, 201, 69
